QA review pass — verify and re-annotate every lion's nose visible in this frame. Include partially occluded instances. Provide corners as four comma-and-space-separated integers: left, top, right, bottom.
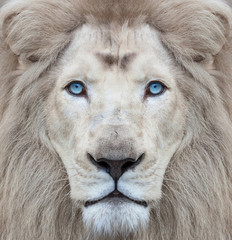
88, 153, 144, 182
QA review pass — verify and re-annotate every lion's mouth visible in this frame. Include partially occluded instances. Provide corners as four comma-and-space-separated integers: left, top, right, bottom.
84, 189, 148, 207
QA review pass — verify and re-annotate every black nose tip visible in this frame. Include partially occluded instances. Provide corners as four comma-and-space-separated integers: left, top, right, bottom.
88, 153, 144, 182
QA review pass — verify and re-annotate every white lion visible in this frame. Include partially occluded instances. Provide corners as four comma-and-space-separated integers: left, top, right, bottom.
0, 0, 232, 239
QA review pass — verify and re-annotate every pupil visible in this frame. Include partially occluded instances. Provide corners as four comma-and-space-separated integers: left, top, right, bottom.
152, 84, 159, 90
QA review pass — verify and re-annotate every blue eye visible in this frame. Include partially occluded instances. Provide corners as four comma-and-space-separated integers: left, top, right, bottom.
66, 81, 85, 96
146, 81, 166, 96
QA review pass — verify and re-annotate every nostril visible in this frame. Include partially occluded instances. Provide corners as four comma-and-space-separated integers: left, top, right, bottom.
121, 153, 144, 173
121, 161, 135, 173
97, 160, 111, 173
87, 153, 111, 173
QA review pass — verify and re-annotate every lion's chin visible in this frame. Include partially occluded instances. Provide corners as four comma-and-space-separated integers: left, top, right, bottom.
82, 200, 150, 238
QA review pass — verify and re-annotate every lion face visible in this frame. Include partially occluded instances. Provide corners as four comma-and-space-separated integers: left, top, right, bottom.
46, 24, 187, 236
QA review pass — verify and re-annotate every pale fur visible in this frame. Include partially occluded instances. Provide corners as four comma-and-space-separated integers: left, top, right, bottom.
0, 0, 232, 240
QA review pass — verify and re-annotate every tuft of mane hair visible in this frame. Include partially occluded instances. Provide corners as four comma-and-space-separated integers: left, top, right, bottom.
0, 0, 232, 239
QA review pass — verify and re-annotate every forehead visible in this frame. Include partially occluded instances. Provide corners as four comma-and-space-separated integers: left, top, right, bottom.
59, 24, 175, 82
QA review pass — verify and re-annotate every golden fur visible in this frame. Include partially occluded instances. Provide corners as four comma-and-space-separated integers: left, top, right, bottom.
0, 0, 232, 239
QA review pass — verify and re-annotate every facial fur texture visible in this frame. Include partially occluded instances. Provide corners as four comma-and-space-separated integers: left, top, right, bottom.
0, 0, 232, 240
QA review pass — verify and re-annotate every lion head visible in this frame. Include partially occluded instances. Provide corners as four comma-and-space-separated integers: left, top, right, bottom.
0, 0, 232, 239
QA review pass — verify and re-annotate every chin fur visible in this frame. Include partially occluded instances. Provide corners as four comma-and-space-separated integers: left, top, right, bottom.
82, 201, 150, 239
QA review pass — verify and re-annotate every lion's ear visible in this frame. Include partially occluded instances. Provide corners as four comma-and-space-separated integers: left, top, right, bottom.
150, 0, 232, 65
0, 0, 82, 65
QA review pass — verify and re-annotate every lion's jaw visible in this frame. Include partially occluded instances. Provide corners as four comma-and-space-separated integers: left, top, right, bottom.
46, 24, 187, 236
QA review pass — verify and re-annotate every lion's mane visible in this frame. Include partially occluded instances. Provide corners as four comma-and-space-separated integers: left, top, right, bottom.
0, 0, 232, 239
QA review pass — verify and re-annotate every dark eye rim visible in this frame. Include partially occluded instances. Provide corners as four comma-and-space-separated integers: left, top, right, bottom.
145, 80, 168, 97
65, 80, 87, 97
